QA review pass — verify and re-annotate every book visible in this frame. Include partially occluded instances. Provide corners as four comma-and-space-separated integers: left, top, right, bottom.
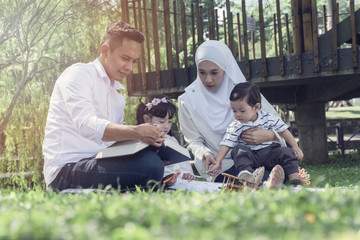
95, 138, 191, 166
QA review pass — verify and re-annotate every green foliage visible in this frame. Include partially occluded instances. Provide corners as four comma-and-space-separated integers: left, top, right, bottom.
1, 0, 360, 190
326, 106, 360, 119
1, 187, 360, 239
123, 95, 140, 126
0, 0, 124, 188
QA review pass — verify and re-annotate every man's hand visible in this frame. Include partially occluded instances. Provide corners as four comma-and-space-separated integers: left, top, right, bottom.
136, 123, 164, 147
240, 128, 275, 145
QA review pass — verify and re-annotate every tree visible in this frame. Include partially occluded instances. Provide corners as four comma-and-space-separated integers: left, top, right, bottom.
0, 0, 119, 187
0, 0, 79, 149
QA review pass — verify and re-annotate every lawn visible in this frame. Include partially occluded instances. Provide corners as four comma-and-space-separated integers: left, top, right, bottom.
1, 106, 359, 240
0, 185, 359, 240
326, 106, 360, 119
1, 151, 360, 240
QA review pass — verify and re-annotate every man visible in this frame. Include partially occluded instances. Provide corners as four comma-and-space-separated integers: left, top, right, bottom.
43, 21, 164, 191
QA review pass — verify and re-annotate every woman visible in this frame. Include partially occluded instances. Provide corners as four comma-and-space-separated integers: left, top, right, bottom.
178, 40, 285, 182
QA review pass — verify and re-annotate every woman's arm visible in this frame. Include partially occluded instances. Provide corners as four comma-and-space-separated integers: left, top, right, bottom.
240, 128, 276, 145
177, 98, 213, 161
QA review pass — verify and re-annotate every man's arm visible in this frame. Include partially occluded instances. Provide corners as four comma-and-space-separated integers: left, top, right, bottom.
102, 122, 164, 147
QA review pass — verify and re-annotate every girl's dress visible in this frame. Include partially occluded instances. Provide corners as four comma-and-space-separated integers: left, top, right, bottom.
162, 135, 194, 179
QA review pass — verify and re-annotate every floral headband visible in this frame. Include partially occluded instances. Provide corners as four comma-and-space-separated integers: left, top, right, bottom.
145, 97, 170, 110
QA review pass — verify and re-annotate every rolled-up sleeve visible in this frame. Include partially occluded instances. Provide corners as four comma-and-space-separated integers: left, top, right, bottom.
59, 66, 110, 142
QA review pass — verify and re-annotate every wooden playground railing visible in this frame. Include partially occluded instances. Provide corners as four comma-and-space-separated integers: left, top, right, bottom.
120, 0, 358, 94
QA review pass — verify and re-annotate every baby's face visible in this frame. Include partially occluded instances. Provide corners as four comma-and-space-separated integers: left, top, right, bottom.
149, 113, 173, 134
230, 99, 259, 123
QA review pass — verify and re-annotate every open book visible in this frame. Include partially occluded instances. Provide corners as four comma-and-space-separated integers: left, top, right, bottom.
95, 138, 191, 166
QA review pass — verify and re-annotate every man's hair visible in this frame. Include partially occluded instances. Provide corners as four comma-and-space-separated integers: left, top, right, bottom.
230, 82, 261, 107
102, 21, 144, 52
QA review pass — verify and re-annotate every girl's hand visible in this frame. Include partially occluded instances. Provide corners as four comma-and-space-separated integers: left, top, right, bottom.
165, 177, 177, 186
163, 173, 178, 187
293, 146, 304, 161
182, 173, 196, 181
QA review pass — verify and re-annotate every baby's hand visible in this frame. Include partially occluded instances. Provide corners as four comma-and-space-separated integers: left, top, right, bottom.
293, 146, 304, 161
209, 161, 222, 175
182, 173, 196, 181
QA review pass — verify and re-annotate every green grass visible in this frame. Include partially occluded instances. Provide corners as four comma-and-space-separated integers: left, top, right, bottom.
1, 107, 360, 240
326, 106, 360, 119
1, 187, 360, 240
300, 151, 360, 187
1, 152, 360, 240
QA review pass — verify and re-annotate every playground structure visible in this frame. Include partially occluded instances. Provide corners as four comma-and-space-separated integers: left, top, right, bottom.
120, 0, 360, 164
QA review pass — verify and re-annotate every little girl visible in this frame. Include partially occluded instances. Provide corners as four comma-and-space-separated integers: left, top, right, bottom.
136, 94, 196, 186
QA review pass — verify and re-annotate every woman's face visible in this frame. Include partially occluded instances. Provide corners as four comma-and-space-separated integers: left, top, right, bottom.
198, 60, 225, 92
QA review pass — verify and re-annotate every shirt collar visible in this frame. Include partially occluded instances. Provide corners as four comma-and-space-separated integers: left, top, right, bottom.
93, 58, 126, 90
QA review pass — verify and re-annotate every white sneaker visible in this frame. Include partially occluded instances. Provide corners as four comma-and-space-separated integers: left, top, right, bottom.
263, 165, 285, 190
238, 170, 255, 185
252, 167, 265, 189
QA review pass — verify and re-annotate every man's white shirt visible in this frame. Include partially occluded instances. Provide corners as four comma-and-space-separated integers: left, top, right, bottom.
42, 59, 125, 186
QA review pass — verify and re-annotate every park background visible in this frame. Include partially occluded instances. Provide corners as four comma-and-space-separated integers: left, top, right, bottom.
1, 0, 360, 188
1, 1, 360, 239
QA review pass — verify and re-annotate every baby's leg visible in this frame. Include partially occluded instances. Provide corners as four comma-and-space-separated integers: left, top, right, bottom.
231, 144, 256, 174
266, 145, 299, 180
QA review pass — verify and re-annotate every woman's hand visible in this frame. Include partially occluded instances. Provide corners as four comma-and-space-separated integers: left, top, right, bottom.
203, 152, 215, 171
208, 161, 222, 176
203, 152, 221, 176
240, 128, 275, 145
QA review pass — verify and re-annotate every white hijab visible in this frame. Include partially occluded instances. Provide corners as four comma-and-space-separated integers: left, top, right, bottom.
184, 40, 279, 133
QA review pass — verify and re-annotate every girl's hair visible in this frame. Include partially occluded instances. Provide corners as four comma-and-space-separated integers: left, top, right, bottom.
229, 82, 261, 107
136, 94, 176, 124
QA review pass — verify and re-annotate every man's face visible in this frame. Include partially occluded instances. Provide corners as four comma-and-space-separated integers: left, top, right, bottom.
101, 38, 141, 82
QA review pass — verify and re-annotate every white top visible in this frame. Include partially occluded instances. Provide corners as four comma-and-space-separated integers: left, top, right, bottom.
221, 110, 289, 150
178, 40, 284, 181
42, 59, 126, 186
